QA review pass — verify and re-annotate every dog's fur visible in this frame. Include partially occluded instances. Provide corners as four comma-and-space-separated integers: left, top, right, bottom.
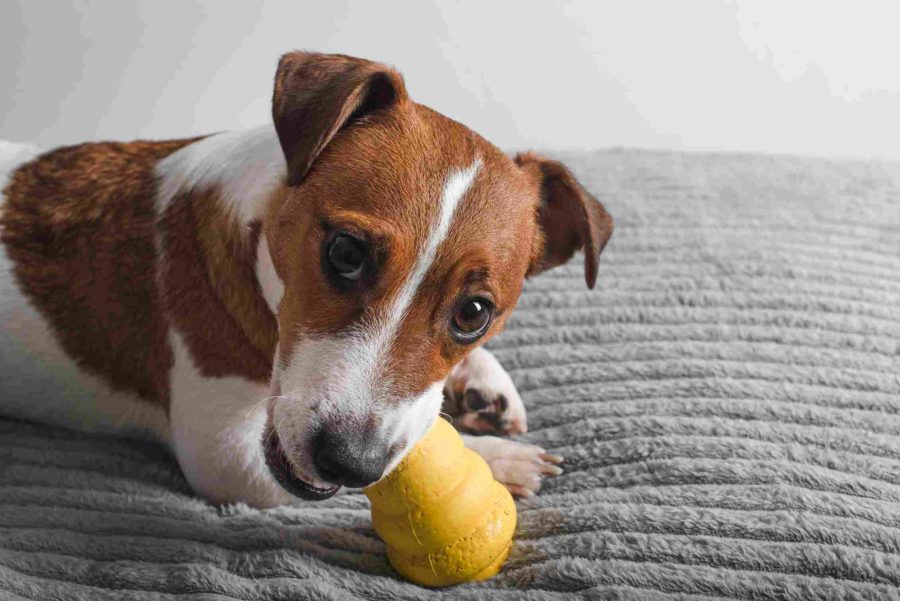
0, 53, 612, 506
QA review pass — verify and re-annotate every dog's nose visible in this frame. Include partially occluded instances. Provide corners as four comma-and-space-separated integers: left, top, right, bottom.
313, 431, 388, 488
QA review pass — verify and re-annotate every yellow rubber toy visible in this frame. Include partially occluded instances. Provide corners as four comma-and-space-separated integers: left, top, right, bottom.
364, 417, 516, 587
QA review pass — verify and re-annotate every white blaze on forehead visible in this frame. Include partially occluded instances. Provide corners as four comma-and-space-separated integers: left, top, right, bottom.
330, 158, 480, 405
371, 158, 482, 354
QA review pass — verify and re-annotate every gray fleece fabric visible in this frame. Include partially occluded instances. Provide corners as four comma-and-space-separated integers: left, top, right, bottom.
2, 149, 900, 600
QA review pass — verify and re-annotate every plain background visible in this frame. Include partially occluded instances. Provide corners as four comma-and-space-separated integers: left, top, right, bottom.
2, 0, 899, 160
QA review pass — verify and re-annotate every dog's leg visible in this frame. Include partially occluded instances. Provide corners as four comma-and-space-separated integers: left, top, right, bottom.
443, 347, 528, 435
446, 349, 562, 496
168, 335, 292, 508
461, 434, 563, 497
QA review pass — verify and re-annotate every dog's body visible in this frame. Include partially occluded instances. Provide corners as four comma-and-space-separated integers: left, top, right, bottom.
0, 53, 611, 506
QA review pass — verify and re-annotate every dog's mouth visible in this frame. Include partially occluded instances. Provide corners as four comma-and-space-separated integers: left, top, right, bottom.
262, 425, 339, 501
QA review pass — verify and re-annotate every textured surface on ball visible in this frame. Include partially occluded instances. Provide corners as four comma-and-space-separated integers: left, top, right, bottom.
365, 418, 516, 587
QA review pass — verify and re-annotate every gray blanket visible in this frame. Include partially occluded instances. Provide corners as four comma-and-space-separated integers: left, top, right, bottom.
2, 149, 900, 600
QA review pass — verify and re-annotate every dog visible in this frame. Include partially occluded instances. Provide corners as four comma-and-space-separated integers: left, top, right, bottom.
0, 52, 612, 507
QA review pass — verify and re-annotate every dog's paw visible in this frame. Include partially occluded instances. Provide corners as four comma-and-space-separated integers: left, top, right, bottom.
462, 435, 563, 497
443, 347, 527, 436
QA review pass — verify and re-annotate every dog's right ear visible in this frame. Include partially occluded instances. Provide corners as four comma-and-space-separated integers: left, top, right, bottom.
272, 52, 408, 186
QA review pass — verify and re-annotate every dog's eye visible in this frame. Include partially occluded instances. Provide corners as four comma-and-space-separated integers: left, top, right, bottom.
327, 233, 366, 281
451, 297, 493, 342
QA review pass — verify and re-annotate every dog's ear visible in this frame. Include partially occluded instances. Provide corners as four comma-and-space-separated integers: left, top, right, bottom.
515, 153, 613, 289
272, 52, 408, 186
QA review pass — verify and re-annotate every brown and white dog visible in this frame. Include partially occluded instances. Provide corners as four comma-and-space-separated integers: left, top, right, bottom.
0, 53, 612, 507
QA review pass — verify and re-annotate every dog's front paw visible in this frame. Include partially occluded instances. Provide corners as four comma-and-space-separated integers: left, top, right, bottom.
462, 435, 563, 497
443, 347, 527, 436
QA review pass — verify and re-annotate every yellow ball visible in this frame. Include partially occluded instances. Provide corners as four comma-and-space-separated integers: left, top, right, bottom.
365, 418, 516, 587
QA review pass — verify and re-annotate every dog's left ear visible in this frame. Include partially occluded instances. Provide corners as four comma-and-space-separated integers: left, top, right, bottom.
515, 153, 614, 289
272, 51, 408, 186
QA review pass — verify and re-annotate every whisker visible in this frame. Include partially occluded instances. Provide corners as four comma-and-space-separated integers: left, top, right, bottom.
264, 415, 288, 447
244, 395, 276, 424
244, 394, 291, 424
269, 417, 288, 455
273, 415, 288, 439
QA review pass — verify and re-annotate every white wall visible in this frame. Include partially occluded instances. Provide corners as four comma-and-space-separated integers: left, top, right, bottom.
2, 0, 899, 160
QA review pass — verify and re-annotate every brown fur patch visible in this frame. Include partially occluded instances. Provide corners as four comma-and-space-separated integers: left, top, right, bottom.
2, 137, 280, 411
0, 139, 197, 408
158, 187, 277, 382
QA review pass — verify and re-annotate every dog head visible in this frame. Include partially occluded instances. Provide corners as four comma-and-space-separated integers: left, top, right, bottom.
262, 52, 612, 499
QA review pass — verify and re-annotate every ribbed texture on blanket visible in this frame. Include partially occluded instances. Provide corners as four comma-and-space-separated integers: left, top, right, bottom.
2, 150, 900, 600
